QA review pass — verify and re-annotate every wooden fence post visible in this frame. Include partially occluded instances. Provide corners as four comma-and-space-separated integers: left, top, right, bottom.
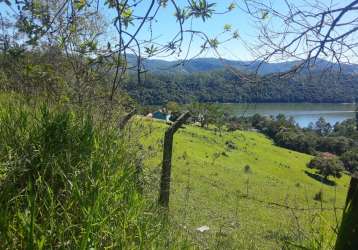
335, 171, 358, 250
158, 111, 190, 208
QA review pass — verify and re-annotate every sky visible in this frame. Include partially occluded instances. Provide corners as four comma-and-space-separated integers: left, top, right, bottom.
1, 0, 357, 62
98, 0, 358, 62
98, 0, 257, 61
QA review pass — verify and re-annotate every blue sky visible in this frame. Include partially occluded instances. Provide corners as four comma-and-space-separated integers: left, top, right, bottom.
98, 0, 358, 62
98, 0, 256, 61
1, 0, 357, 62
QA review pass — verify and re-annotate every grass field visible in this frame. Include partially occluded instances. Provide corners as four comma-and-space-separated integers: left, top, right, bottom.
139, 118, 350, 249
0, 97, 350, 249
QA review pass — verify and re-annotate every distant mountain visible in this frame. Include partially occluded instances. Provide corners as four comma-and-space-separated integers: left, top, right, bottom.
127, 55, 358, 75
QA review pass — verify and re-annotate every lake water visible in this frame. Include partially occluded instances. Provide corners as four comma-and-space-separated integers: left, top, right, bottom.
221, 103, 356, 127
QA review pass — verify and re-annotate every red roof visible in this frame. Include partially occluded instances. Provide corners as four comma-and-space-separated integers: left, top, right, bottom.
320, 152, 336, 159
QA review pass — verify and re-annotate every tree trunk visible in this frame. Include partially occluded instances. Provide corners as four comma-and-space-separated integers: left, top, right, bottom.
158, 112, 190, 208
335, 171, 358, 250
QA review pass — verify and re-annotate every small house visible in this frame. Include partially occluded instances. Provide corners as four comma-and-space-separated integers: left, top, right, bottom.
153, 111, 171, 122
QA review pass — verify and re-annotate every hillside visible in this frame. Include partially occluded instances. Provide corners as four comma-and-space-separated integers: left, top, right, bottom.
140, 119, 350, 249
0, 94, 352, 249
125, 70, 358, 104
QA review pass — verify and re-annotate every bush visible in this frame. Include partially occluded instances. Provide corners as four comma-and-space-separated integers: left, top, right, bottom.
308, 155, 345, 180
225, 140, 237, 150
0, 104, 170, 249
313, 190, 324, 202
244, 165, 252, 174
340, 149, 358, 173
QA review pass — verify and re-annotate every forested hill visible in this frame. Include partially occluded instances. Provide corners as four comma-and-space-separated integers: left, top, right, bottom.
123, 69, 358, 105
131, 56, 358, 75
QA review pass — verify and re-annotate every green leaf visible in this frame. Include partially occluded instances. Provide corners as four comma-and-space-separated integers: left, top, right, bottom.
208, 38, 219, 48
145, 45, 158, 56
74, 0, 86, 11
224, 24, 232, 32
188, 0, 216, 22
121, 7, 133, 28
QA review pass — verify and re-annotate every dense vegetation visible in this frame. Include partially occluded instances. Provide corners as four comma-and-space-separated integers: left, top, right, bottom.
0, 49, 136, 109
124, 70, 358, 104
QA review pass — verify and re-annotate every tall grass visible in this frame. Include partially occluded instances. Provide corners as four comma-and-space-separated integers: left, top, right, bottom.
0, 103, 176, 249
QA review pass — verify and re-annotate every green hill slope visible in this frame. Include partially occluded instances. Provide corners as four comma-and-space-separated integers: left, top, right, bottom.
140, 119, 350, 249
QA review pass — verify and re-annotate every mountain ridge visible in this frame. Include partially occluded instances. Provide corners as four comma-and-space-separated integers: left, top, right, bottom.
130, 56, 358, 75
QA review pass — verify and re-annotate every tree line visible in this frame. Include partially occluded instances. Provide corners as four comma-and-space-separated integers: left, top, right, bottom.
124, 70, 358, 105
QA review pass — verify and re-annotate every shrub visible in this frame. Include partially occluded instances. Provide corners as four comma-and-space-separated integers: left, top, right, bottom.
308, 155, 344, 180
313, 190, 324, 202
225, 140, 237, 150
221, 151, 229, 157
340, 149, 358, 173
244, 165, 252, 174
